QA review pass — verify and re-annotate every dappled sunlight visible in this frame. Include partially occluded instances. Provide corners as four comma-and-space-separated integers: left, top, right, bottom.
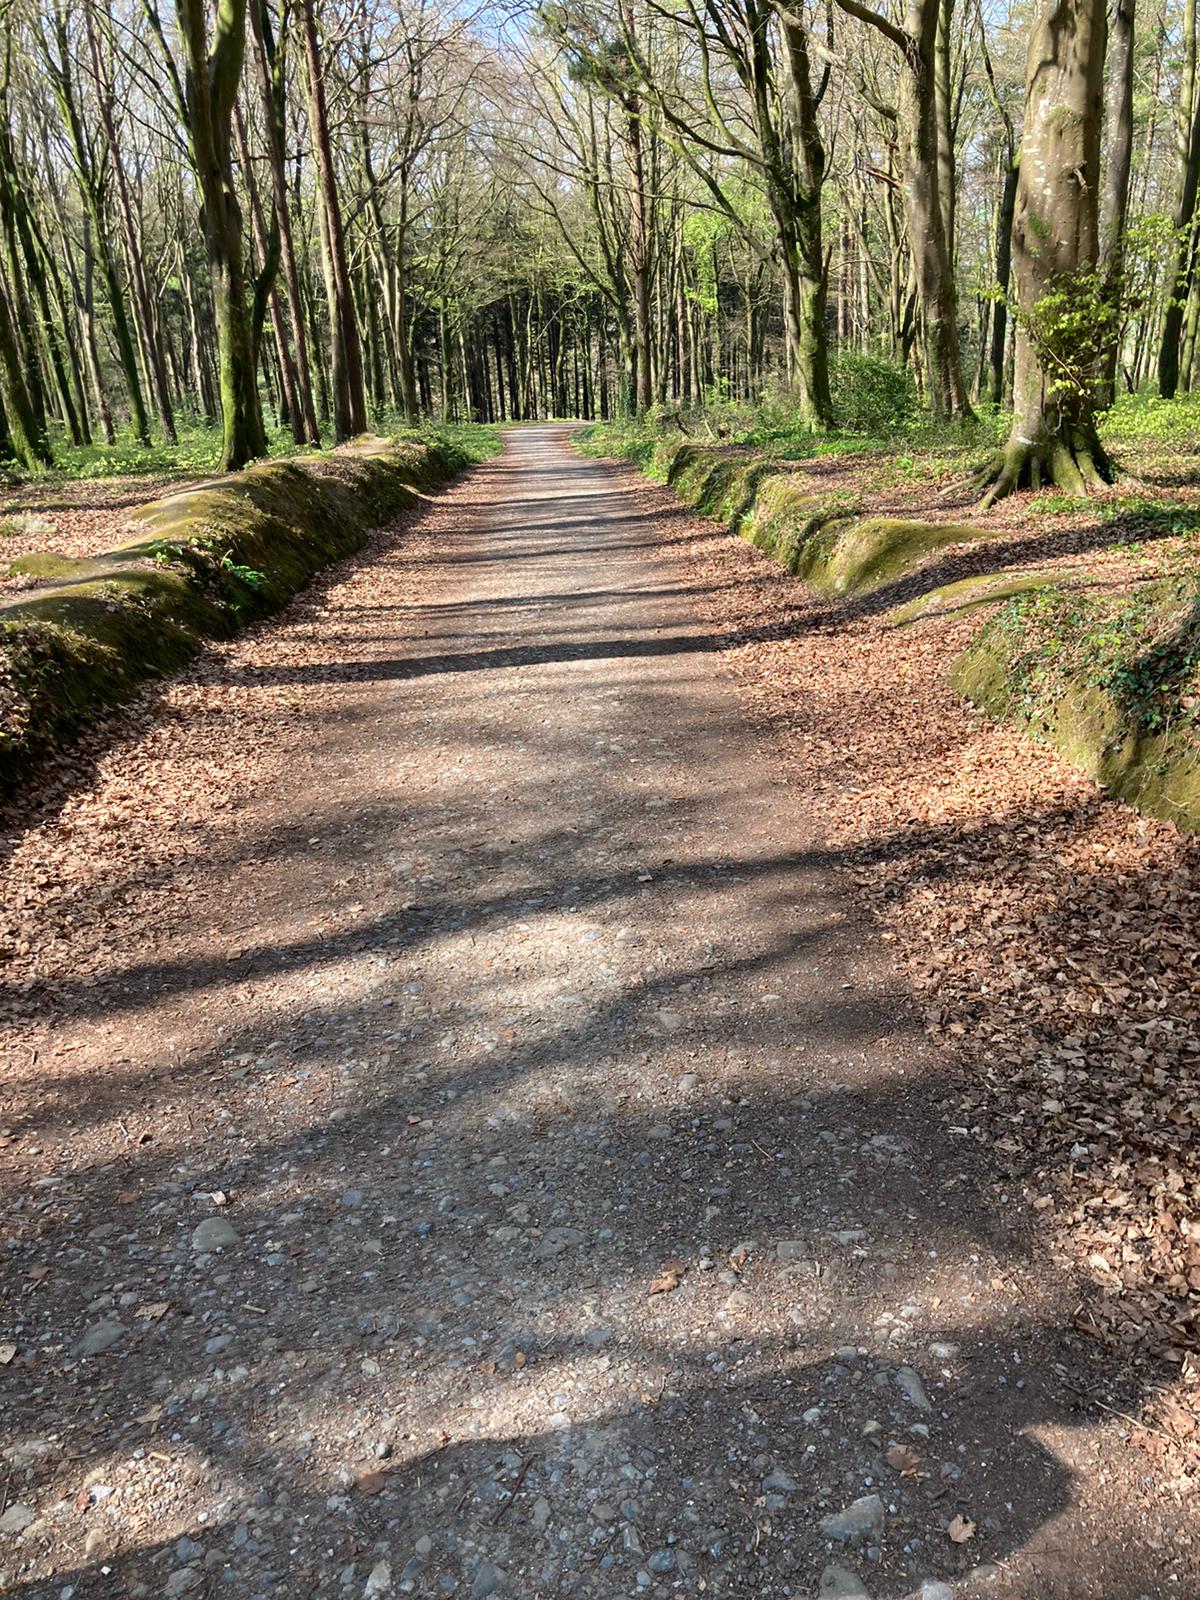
1, 429, 1193, 1600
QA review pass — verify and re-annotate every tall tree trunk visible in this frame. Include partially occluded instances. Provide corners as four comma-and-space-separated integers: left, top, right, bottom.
175, 0, 266, 470
1159, 0, 1200, 396
248, 0, 319, 444
1097, 0, 1135, 406
979, 0, 1111, 504
299, 0, 366, 439
837, 0, 971, 418
0, 265, 50, 467
85, 0, 177, 442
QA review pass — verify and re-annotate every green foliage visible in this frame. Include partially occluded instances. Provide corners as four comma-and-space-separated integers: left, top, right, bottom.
4, 416, 499, 487
988, 581, 1200, 738
1103, 390, 1200, 442
1018, 266, 1116, 414
828, 352, 918, 436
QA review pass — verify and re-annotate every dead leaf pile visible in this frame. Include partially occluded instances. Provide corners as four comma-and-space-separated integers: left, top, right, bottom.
674, 461, 1200, 1366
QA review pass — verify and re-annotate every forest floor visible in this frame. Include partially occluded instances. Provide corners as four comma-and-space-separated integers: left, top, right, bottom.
0, 426, 1197, 1600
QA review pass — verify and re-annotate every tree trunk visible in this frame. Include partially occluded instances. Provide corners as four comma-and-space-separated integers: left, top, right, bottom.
0, 265, 50, 467
176, 0, 267, 470
248, 0, 320, 443
1097, 0, 1136, 406
978, 0, 1111, 505
85, 1, 176, 443
986, 156, 1018, 405
1159, 0, 1200, 396
299, 0, 367, 439
899, 0, 972, 420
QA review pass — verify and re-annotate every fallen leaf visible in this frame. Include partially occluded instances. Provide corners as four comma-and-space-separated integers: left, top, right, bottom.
947, 1514, 976, 1544
0, 1341, 17, 1365
885, 1443, 921, 1475
648, 1259, 686, 1296
355, 1470, 387, 1496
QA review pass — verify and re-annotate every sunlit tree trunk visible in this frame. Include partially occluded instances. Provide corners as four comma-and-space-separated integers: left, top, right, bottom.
978, 0, 1112, 504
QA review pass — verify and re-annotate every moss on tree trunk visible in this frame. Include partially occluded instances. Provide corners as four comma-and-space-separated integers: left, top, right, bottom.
977, 0, 1113, 506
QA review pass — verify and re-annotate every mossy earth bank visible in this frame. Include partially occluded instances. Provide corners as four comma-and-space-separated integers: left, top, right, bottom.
0, 432, 495, 796
578, 419, 1200, 832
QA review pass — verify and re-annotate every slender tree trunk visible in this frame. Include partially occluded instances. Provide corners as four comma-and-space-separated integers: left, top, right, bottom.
85, 3, 176, 442
299, 0, 366, 438
0, 265, 50, 467
248, 0, 319, 443
1160, 0, 1200, 396
1097, 0, 1135, 406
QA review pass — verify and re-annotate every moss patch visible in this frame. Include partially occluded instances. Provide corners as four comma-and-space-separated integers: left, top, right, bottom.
953, 577, 1200, 830
889, 569, 1072, 626
0, 434, 483, 797
578, 427, 989, 600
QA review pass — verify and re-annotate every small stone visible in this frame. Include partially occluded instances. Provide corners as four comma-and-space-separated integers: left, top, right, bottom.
647, 1549, 676, 1574
895, 1367, 932, 1411
929, 1343, 960, 1362
363, 1561, 392, 1597
818, 1494, 884, 1544
919, 1583, 954, 1600
164, 1568, 201, 1597
74, 1320, 125, 1357
0, 1503, 34, 1535
678, 1073, 701, 1092
471, 1561, 505, 1597
776, 1240, 806, 1262
191, 1218, 239, 1253
533, 1227, 584, 1260
819, 1565, 872, 1598
762, 1468, 798, 1493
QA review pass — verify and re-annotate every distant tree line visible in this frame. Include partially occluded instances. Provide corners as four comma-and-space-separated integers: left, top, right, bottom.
0, 0, 1196, 492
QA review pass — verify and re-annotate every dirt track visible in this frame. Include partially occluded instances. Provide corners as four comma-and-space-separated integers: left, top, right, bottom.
0, 427, 1190, 1599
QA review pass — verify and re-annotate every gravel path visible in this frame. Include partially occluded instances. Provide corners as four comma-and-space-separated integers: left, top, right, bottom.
0, 428, 1183, 1599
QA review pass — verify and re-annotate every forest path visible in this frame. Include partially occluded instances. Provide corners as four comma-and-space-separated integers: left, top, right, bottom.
0, 428, 1165, 1599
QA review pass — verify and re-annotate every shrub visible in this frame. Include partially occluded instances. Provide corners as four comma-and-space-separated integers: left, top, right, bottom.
829, 352, 918, 435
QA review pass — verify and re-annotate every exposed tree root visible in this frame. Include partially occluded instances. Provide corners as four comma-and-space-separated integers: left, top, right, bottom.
974, 428, 1115, 510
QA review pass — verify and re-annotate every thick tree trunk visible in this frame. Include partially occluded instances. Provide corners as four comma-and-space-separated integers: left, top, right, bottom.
978, 0, 1112, 506
176, 0, 267, 470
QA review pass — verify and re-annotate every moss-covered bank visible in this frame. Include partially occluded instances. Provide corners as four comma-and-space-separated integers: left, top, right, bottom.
577, 424, 975, 597
0, 431, 494, 796
953, 577, 1200, 829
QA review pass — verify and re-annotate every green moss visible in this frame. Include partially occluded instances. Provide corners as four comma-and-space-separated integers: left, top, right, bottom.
953, 577, 1200, 831
7, 552, 89, 580
0, 434, 479, 797
814, 518, 977, 595
889, 569, 1069, 625
584, 428, 996, 601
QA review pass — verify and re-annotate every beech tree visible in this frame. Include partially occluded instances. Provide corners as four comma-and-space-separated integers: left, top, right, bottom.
3, 0, 1200, 469
979, 0, 1112, 503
